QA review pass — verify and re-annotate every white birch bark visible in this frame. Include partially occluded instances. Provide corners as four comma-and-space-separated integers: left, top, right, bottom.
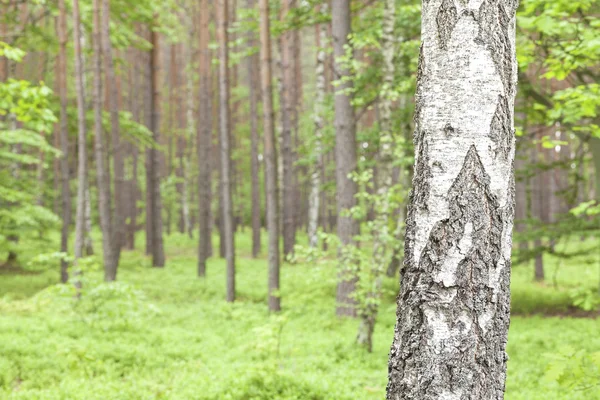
387, 0, 518, 398
307, 4, 328, 248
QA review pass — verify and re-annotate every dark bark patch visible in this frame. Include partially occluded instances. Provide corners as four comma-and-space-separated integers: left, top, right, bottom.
436, 0, 459, 50
489, 95, 512, 158
413, 140, 432, 211
475, 0, 515, 95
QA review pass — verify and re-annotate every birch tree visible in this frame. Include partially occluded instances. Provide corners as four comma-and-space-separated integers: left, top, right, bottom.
387, 0, 518, 398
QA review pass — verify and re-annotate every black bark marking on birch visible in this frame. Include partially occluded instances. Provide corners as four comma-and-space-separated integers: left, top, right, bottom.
413, 140, 432, 211
489, 95, 512, 158
414, 44, 426, 130
386, 145, 511, 400
436, 0, 459, 50
443, 123, 456, 137
475, 0, 514, 95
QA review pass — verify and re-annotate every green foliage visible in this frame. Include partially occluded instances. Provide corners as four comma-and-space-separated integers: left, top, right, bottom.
569, 287, 600, 312
543, 346, 600, 393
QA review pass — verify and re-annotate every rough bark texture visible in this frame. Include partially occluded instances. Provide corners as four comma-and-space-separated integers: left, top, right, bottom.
92, 0, 116, 281
148, 25, 166, 268
308, 6, 327, 248
57, 0, 71, 283
259, 0, 281, 312
387, 1, 518, 398
279, 0, 297, 259
247, 0, 262, 258
102, 0, 124, 279
217, 0, 236, 302
332, 0, 359, 317
72, 0, 87, 262
197, 0, 212, 277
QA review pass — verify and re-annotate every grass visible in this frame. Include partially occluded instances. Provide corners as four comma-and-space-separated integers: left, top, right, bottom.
0, 231, 599, 399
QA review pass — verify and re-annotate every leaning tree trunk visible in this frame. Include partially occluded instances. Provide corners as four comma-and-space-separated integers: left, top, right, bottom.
217, 0, 236, 301
259, 0, 281, 312
357, 0, 395, 352
57, 0, 72, 283
197, 0, 212, 277
332, 0, 359, 317
92, 0, 116, 281
307, 4, 327, 248
387, 1, 518, 399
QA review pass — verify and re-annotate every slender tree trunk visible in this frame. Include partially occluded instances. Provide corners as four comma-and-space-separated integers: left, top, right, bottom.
308, 6, 327, 248
279, 0, 296, 258
72, 0, 87, 265
127, 45, 140, 250
247, 0, 262, 258
148, 24, 166, 267
357, 0, 395, 352
183, 31, 194, 239
217, 0, 236, 301
92, 0, 116, 281
387, 1, 518, 398
102, 0, 124, 279
332, 0, 359, 317
198, 0, 212, 277
259, 0, 281, 312
57, 0, 72, 283
532, 135, 544, 281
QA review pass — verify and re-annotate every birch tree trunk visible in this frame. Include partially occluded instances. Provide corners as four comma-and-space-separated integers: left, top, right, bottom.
332, 0, 359, 317
197, 0, 212, 277
217, 0, 236, 301
259, 0, 281, 312
308, 5, 327, 248
72, 0, 87, 263
387, 0, 518, 398
57, 0, 71, 283
92, 0, 116, 281
247, 0, 262, 258
357, 0, 395, 351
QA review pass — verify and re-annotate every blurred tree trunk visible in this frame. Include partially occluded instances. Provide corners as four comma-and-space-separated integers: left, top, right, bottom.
198, 0, 212, 277
279, 0, 296, 258
308, 6, 327, 248
102, 0, 124, 278
332, 0, 358, 317
92, 0, 116, 281
217, 0, 236, 301
126, 44, 140, 251
387, 0, 518, 397
259, 0, 281, 312
532, 135, 544, 281
57, 0, 71, 283
247, 0, 262, 258
72, 0, 87, 264
148, 23, 166, 267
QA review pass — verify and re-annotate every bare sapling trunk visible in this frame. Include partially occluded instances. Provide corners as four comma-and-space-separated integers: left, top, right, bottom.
308, 5, 327, 248
259, 0, 281, 312
332, 0, 359, 317
357, 0, 395, 352
217, 0, 236, 301
387, 0, 518, 398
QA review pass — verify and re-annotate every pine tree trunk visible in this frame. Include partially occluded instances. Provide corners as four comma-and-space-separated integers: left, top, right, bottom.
57, 0, 72, 283
278, 0, 297, 259
198, 0, 212, 277
532, 135, 544, 281
92, 0, 116, 281
247, 0, 262, 258
72, 0, 87, 264
387, 1, 518, 398
308, 6, 327, 248
217, 0, 236, 301
102, 0, 124, 277
259, 0, 281, 312
183, 32, 194, 239
148, 24, 166, 267
332, 0, 359, 317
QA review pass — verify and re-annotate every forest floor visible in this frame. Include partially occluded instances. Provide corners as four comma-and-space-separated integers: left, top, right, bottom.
1, 232, 599, 399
